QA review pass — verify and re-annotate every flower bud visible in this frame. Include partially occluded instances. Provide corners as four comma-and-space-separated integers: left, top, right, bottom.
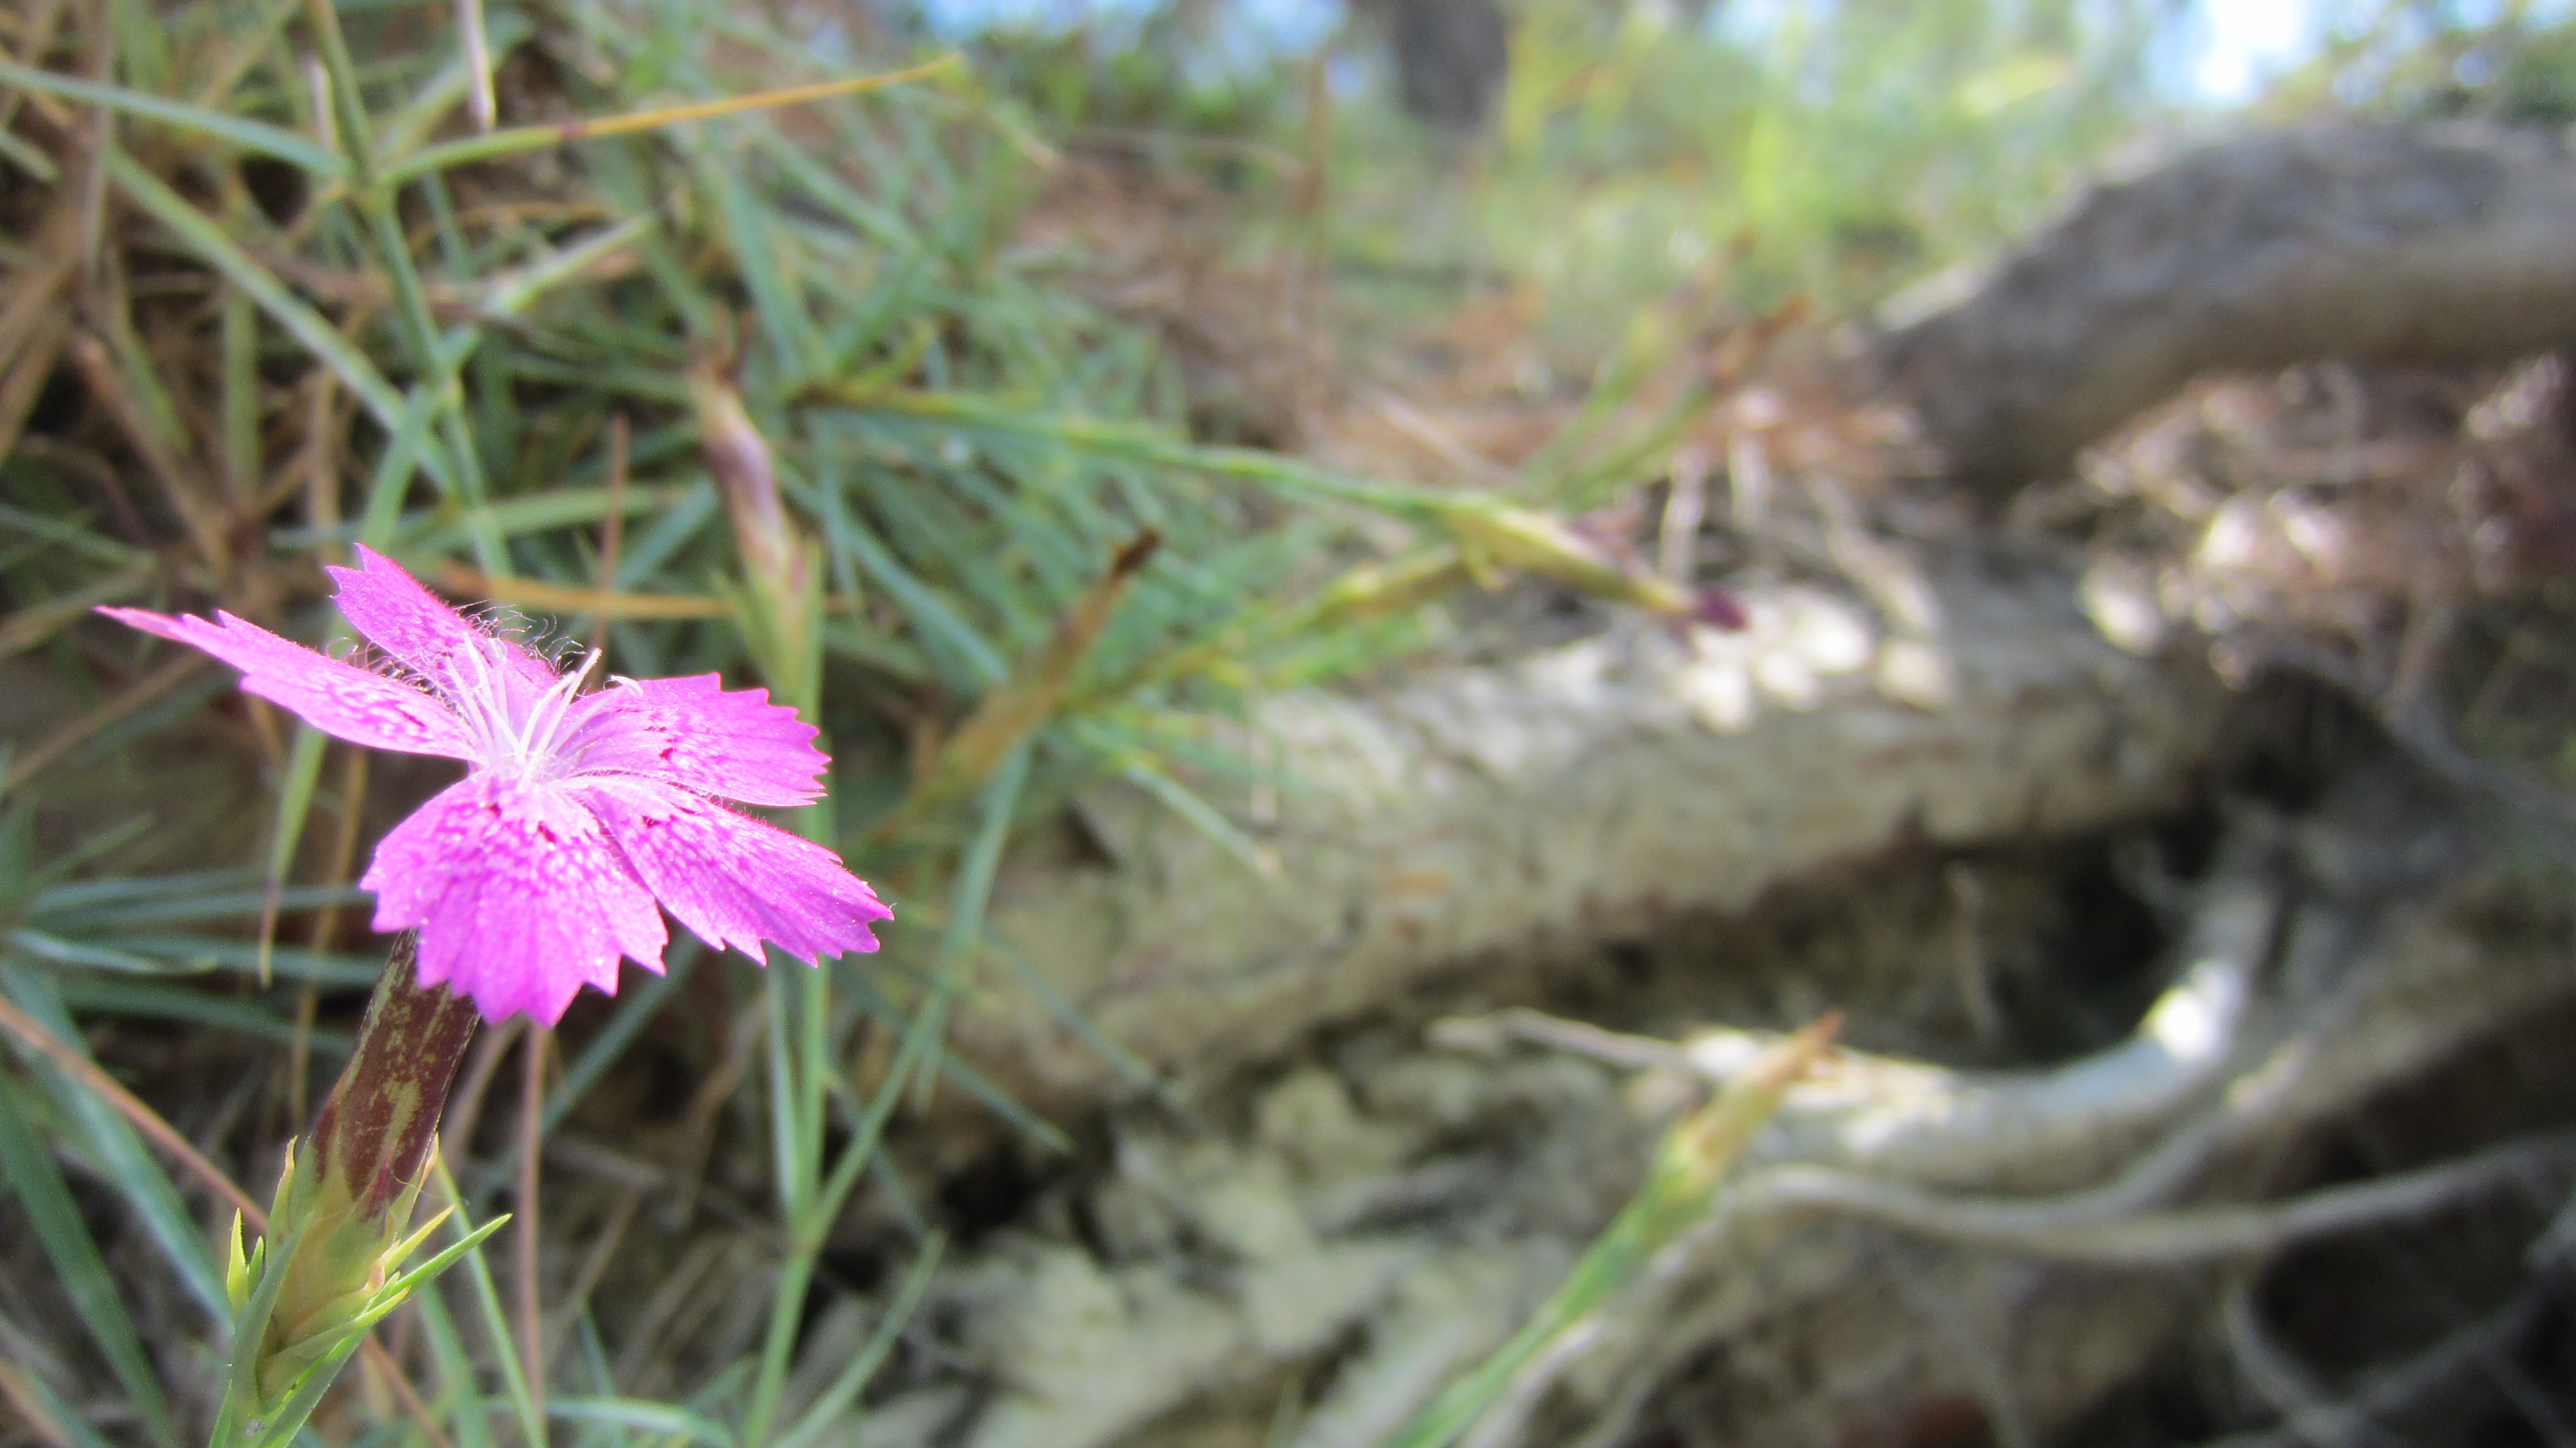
217, 935, 482, 1436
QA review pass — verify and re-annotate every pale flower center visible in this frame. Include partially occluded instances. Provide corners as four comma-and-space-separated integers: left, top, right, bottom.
442, 638, 601, 783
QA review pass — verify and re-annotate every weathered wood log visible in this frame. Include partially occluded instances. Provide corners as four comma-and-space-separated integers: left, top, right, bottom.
852, 750, 2576, 1448
1879, 122, 2576, 497
956, 551, 2226, 1115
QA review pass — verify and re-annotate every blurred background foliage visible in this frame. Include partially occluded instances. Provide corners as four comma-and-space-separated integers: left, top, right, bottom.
7, 0, 2576, 1443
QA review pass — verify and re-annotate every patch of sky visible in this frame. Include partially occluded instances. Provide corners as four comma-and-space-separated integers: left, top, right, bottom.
2168, 0, 2328, 103
901, 0, 2567, 106
918, 0, 1343, 53
2172, 0, 2576, 104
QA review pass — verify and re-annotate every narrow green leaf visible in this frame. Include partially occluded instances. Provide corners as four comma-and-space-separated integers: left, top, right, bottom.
547, 1398, 737, 1448
431, 1159, 544, 1448
694, 141, 826, 381
367, 11, 536, 165
909, 741, 1034, 1112
255, 726, 332, 987
0, 1358, 120, 1448
411, 1282, 502, 1448
2, 966, 227, 1320
1103, 741, 1280, 881
0, 120, 59, 181
357, 390, 442, 549
5, 929, 166, 974
771, 1235, 946, 1448
104, 151, 412, 435
811, 471, 1006, 687
36, 882, 368, 930
379, 59, 960, 186
368, 1211, 511, 1318
843, 978, 1069, 1152
0, 59, 346, 176
49, 975, 349, 1054
0, 504, 151, 566
974, 933, 1171, 1100
478, 215, 658, 321
0, 1071, 177, 1447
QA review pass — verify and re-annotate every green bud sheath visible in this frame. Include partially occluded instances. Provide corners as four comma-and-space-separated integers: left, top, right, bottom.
239, 933, 480, 1412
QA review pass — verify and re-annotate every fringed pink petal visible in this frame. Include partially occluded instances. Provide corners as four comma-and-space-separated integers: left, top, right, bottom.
98, 607, 473, 759
326, 546, 556, 704
361, 775, 670, 1025
570, 776, 889, 964
559, 674, 828, 807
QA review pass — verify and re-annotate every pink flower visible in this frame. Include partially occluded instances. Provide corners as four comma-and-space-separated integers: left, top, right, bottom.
101, 548, 890, 1025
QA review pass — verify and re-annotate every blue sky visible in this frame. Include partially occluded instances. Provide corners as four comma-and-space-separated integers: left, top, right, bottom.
916, 0, 2347, 105
2184, 0, 2328, 100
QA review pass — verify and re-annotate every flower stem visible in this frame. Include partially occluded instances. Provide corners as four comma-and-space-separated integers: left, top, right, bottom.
308, 934, 480, 1224
514, 1026, 549, 1443
211, 934, 484, 1448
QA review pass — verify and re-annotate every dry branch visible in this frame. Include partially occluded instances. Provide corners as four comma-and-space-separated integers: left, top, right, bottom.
865, 735, 2576, 1448
1880, 122, 2576, 497
960, 550, 2227, 1112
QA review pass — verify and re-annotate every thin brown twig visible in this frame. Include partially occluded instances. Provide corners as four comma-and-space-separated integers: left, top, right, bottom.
0, 554, 158, 661
0, 1360, 83, 1448
74, 0, 108, 276
544, 1183, 641, 1365
0, 990, 261, 1221
64, 328, 232, 573
2, 652, 205, 792
0, 308, 70, 465
0, 0, 70, 127
588, 412, 629, 656
440, 1015, 525, 1163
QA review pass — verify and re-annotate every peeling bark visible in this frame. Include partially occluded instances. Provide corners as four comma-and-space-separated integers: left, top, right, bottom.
961, 551, 2224, 1114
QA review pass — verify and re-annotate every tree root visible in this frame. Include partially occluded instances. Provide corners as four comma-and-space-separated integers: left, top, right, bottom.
1876, 122, 2576, 498
846, 748, 2576, 1448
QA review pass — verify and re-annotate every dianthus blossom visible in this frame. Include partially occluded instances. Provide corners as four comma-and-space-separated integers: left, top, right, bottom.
103, 548, 889, 1024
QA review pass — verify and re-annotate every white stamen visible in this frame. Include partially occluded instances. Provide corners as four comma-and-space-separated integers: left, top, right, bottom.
446, 636, 510, 758
516, 649, 602, 773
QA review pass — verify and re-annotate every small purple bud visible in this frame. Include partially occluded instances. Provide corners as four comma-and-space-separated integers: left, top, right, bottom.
1693, 586, 1750, 632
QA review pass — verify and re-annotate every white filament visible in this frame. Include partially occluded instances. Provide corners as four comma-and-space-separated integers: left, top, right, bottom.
442, 636, 601, 782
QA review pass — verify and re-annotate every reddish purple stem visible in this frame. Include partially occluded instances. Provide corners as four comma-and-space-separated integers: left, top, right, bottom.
309, 934, 480, 1221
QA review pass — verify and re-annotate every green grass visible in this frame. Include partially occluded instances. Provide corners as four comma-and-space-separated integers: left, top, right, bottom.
0, 0, 2237, 1442
0, 1, 1466, 1441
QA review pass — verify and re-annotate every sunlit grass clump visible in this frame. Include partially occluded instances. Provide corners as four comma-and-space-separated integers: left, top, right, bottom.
0, 0, 1785, 1437
0, 0, 1499, 1439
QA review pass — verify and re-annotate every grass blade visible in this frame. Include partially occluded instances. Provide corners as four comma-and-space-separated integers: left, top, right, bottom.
0, 1071, 177, 1448
255, 725, 331, 987
383, 57, 961, 184
106, 150, 412, 434
770, 1234, 946, 1448
0, 57, 345, 175
2, 966, 227, 1320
